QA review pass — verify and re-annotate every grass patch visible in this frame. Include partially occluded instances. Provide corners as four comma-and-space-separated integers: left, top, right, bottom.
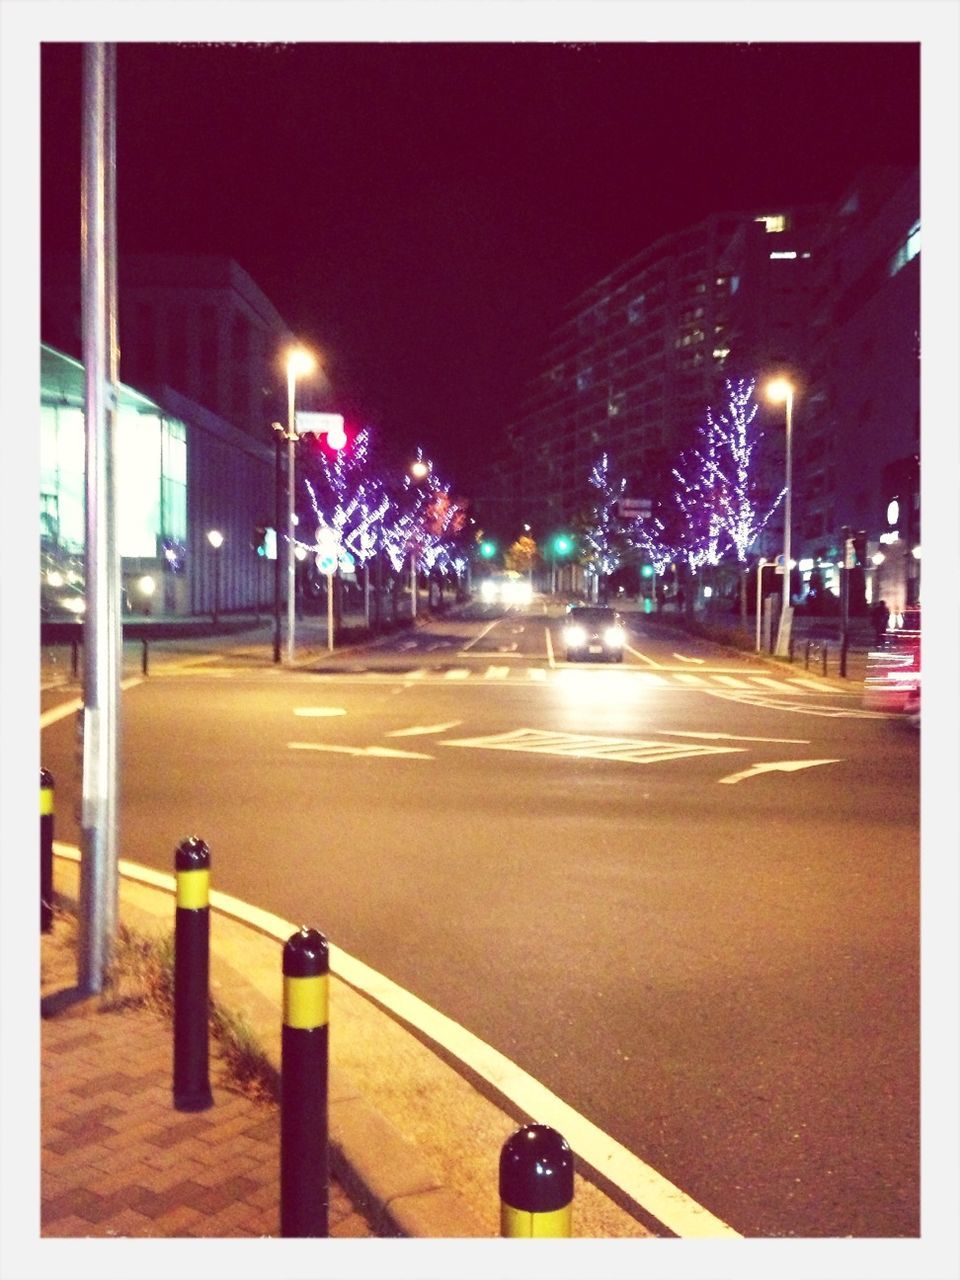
99, 921, 279, 1103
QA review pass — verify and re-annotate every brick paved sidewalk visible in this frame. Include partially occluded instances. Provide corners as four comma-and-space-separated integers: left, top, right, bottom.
41, 916, 376, 1239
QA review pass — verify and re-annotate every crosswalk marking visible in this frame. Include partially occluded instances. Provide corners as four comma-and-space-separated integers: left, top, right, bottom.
528, 667, 547, 680
444, 668, 471, 679
484, 666, 511, 679
442, 727, 744, 766
711, 674, 753, 689
674, 672, 708, 686
788, 677, 832, 691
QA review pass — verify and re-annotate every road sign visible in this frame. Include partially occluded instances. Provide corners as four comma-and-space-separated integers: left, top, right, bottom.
316, 552, 337, 574
617, 498, 651, 519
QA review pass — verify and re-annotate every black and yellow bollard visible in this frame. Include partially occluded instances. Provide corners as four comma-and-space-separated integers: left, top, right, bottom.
173, 837, 214, 1112
280, 926, 329, 1238
40, 770, 54, 933
499, 1123, 574, 1237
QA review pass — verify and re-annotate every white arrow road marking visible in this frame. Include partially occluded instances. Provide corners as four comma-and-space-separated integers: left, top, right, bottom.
293, 706, 346, 717
288, 742, 433, 760
718, 758, 841, 785
385, 720, 463, 737
657, 730, 810, 744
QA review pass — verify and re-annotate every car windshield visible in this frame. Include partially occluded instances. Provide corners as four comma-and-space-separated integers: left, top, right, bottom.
569, 608, 617, 622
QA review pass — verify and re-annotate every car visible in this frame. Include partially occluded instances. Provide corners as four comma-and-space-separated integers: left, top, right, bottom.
561, 604, 627, 662
479, 571, 533, 607
862, 604, 921, 714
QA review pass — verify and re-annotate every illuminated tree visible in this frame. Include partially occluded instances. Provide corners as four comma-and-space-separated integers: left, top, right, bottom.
581, 453, 626, 594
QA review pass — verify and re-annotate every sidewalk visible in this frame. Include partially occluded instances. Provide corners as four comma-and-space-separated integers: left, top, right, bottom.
41, 851, 654, 1241
41, 914, 376, 1239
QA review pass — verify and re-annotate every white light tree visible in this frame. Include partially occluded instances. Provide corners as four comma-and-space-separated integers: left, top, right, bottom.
581, 453, 626, 598
671, 377, 785, 619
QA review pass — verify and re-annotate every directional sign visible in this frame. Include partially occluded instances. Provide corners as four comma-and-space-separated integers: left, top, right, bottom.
617, 498, 652, 519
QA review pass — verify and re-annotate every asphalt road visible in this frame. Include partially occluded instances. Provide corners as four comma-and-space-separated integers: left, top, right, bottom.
40, 603, 920, 1237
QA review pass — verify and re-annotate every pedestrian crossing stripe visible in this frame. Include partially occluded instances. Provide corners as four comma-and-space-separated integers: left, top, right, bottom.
440, 727, 745, 765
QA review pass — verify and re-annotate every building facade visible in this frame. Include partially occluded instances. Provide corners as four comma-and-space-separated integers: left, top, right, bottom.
41, 343, 274, 618
494, 171, 919, 611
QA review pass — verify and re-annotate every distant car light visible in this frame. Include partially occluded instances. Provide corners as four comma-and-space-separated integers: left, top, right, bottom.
60, 596, 86, 614
480, 579, 497, 603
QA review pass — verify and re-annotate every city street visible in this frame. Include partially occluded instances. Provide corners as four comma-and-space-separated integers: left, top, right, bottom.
40, 604, 920, 1238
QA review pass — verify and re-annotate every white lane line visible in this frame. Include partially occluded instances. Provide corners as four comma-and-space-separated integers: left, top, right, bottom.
293, 707, 346, 717
485, 666, 511, 679
386, 721, 462, 737
55, 845, 739, 1239
673, 653, 705, 664
459, 618, 500, 654
288, 741, 433, 760
40, 678, 143, 729
624, 644, 664, 668
718, 758, 842, 785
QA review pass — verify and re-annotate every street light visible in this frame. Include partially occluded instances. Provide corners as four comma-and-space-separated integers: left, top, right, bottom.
408, 458, 431, 619
766, 376, 795, 656
207, 529, 224, 625
284, 346, 316, 665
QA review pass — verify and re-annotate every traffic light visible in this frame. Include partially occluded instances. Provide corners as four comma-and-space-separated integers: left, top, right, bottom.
641, 564, 654, 579
479, 540, 497, 560
852, 530, 867, 567
253, 524, 268, 556
552, 533, 573, 557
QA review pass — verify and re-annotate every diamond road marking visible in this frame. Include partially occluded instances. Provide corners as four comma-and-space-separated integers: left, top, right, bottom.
441, 727, 744, 765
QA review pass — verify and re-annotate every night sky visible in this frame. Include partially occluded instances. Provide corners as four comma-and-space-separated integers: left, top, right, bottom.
40, 41, 919, 487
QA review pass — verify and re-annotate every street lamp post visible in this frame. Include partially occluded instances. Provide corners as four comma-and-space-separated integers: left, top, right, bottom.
207, 529, 224, 625
755, 557, 767, 652
284, 347, 316, 665
766, 377, 795, 657
408, 459, 430, 622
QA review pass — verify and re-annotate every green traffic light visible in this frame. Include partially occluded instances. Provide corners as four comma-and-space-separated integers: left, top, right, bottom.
479, 540, 496, 559
553, 534, 572, 556
641, 564, 654, 578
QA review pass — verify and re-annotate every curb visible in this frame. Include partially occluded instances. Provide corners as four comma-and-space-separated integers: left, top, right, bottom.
49, 847, 652, 1239
49, 847, 488, 1238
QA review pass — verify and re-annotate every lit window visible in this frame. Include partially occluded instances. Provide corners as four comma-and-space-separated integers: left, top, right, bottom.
755, 214, 787, 233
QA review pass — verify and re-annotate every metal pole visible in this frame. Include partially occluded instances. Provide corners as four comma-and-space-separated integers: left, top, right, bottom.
410, 549, 417, 620
78, 42, 120, 995
775, 389, 793, 658
286, 369, 297, 665
273, 428, 282, 663
326, 570, 334, 652
755, 558, 766, 652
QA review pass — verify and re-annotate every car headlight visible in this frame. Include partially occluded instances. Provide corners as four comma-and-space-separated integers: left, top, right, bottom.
480, 581, 497, 602
564, 625, 587, 646
604, 626, 626, 647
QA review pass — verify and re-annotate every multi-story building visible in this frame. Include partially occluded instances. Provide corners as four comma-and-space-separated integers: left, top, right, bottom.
43, 254, 294, 440
798, 166, 920, 611
493, 173, 919, 611
40, 254, 296, 617
503, 208, 821, 538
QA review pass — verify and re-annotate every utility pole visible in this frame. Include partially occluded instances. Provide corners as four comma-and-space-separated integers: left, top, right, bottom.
78, 42, 121, 994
